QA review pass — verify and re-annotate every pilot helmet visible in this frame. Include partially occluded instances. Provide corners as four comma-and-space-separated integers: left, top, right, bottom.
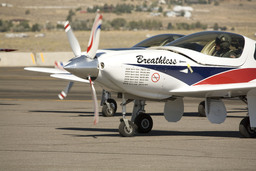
215, 34, 231, 49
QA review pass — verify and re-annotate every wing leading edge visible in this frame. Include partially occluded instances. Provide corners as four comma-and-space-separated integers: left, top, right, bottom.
25, 67, 89, 83
24, 67, 68, 74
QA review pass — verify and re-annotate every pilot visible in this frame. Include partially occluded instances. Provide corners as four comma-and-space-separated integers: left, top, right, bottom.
212, 34, 236, 58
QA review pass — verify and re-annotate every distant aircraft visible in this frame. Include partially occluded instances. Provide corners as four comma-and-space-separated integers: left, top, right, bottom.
25, 13, 256, 138
0, 48, 16, 52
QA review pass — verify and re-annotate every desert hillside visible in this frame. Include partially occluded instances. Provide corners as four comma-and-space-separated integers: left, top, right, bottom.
0, 0, 255, 51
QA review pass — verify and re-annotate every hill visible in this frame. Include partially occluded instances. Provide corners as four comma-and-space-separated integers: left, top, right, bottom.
0, 0, 255, 52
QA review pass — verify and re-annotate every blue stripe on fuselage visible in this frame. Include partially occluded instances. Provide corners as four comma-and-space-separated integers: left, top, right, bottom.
128, 64, 234, 85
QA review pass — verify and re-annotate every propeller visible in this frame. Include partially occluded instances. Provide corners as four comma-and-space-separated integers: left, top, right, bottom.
63, 13, 103, 124
87, 13, 103, 59
58, 81, 74, 100
64, 21, 81, 57
54, 61, 74, 100
89, 76, 99, 125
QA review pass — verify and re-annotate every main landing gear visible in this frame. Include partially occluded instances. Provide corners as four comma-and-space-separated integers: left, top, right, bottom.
118, 96, 153, 137
239, 117, 256, 138
198, 98, 256, 138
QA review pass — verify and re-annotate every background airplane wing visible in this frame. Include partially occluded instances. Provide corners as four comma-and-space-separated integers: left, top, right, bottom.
170, 81, 256, 97
24, 67, 68, 74
50, 73, 89, 83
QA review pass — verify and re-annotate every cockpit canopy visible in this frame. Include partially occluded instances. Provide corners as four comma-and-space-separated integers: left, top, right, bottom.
166, 31, 245, 58
133, 34, 184, 48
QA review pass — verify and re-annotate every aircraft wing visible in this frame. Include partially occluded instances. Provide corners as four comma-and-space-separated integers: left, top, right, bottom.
170, 81, 256, 97
51, 73, 89, 83
24, 67, 69, 74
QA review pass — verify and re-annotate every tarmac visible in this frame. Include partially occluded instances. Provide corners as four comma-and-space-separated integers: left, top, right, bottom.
1, 67, 256, 171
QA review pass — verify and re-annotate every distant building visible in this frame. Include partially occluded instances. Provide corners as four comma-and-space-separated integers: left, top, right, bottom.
158, 0, 166, 4
1, 3, 13, 7
166, 5, 193, 19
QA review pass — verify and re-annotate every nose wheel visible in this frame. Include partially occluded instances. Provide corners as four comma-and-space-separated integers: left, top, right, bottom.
119, 119, 137, 137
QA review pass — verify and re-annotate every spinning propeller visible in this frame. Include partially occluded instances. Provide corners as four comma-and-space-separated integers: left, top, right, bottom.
62, 13, 103, 124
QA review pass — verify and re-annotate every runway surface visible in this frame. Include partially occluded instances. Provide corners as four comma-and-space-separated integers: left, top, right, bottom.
1, 67, 256, 171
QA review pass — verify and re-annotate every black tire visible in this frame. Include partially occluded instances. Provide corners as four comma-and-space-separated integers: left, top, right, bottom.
119, 119, 136, 137
198, 101, 206, 117
239, 117, 256, 138
102, 99, 117, 117
134, 113, 153, 133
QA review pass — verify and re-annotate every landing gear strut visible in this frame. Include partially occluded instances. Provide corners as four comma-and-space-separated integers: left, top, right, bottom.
198, 101, 206, 117
118, 96, 153, 137
118, 95, 136, 137
101, 90, 117, 117
119, 119, 136, 137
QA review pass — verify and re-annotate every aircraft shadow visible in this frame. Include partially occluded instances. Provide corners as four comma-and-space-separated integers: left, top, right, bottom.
0, 103, 19, 106
57, 127, 240, 138
30, 110, 95, 117
30, 110, 245, 119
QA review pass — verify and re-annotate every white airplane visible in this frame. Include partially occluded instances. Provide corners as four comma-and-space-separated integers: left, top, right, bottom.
25, 13, 256, 138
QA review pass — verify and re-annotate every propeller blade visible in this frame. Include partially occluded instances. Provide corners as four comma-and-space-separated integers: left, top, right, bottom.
64, 21, 81, 57
86, 13, 103, 59
58, 82, 74, 100
54, 61, 64, 70
89, 76, 99, 125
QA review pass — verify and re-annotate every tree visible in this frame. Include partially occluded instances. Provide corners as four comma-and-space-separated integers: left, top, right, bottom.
158, 6, 163, 13
13, 21, 30, 32
111, 18, 127, 30
0, 20, 12, 32
46, 22, 55, 31
213, 23, 219, 30
167, 23, 173, 30
66, 10, 75, 22
31, 23, 41, 32
25, 10, 30, 15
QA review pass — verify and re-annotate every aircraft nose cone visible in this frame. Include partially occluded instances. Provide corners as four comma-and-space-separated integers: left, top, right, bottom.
64, 56, 99, 79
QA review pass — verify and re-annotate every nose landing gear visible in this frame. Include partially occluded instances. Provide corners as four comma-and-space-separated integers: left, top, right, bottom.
118, 97, 153, 137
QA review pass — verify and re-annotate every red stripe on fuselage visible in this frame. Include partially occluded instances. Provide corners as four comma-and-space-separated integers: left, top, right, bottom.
194, 68, 256, 86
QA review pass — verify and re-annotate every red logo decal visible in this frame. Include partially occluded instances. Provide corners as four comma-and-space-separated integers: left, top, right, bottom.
151, 73, 160, 83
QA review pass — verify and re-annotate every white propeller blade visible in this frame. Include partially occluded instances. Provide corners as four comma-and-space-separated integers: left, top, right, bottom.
89, 76, 99, 125
58, 82, 74, 100
86, 13, 103, 59
64, 21, 82, 57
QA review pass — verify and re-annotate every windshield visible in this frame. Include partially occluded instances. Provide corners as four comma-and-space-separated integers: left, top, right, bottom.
133, 34, 184, 48
166, 31, 245, 58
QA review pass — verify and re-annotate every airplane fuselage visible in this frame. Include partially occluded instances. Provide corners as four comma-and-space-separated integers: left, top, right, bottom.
96, 35, 256, 100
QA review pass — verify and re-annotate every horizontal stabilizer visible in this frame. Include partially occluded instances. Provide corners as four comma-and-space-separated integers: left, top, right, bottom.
50, 73, 89, 83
